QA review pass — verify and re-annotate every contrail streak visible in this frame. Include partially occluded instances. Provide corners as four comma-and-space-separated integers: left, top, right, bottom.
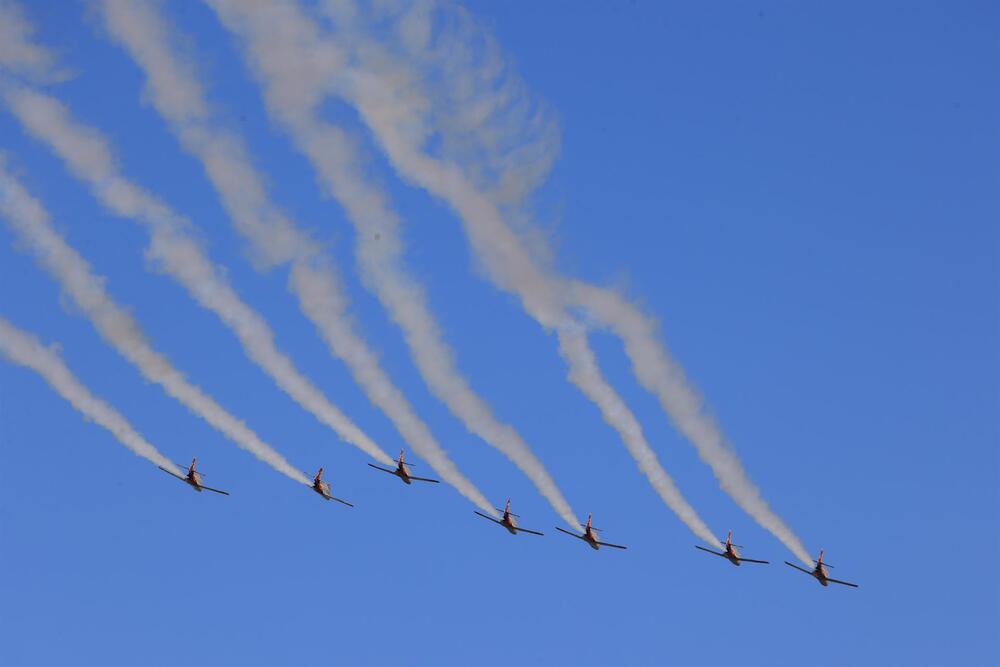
201, 0, 580, 522
321, 0, 812, 563
0, 160, 307, 484
209, 0, 714, 544
570, 282, 813, 564
0, 81, 391, 467
0, 317, 181, 475
96, 0, 496, 514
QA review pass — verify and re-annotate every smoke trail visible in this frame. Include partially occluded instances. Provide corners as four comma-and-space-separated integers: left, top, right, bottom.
570, 283, 813, 562
96, 0, 499, 516
0, 317, 181, 474
209, 0, 714, 544
0, 161, 308, 484
0, 0, 65, 83
558, 327, 719, 544
0, 83, 392, 468
168, 0, 580, 523
322, 0, 811, 563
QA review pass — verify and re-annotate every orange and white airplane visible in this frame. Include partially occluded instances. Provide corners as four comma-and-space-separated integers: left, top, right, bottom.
309, 467, 353, 507
555, 514, 627, 550
367, 450, 440, 485
474, 498, 544, 536
785, 549, 858, 588
695, 530, 769, 566
158, 458, 229, 495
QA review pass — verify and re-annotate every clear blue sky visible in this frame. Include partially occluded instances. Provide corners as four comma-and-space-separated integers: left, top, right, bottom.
1, 2, 997, 665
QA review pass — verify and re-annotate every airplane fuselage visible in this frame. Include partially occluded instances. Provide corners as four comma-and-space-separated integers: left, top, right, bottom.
584, 529, 601, 550
186, 471, 203, 492
724, 546, 741, 566
500, 514, 519, 535
390, 463, 412, 484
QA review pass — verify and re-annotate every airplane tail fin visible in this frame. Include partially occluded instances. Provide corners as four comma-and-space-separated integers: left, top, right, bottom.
315, 467, 323, 483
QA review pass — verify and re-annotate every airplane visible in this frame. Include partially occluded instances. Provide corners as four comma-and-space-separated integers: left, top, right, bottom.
474, 498, 544, 536
554, 514, 627, 550
785, 549, 859, 588
694, 530, 769, 566
310, 468, 354, 507
158, 458, 230, 495
367, 450, 440, 485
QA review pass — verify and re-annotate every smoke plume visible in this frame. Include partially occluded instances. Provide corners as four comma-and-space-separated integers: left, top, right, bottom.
0, 162, 308, 484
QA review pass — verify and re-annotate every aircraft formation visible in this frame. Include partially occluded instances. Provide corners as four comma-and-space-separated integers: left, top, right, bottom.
159, 450, 858, 589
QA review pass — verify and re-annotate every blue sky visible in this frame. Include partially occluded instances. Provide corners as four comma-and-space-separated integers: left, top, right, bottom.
0, 2, 997, 666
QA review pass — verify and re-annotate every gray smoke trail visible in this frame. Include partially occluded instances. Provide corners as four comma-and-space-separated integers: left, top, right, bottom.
0, 82, 391, 467
210, 0, 714, 544
0, 317, 181, 475
323, 0, 812, 563
570, 282, 813, 564
558, 327, 719, 545
0, 0, 65, 83
0, 161, 308, 484
97, 0, 497, 516
196, 0, 580, 522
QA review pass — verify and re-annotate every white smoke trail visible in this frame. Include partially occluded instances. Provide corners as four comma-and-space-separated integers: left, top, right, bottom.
558, 327, 719, 545
97, 0, 500, 516
0, 317, 181, 475
189, 4, 581, 529
0, 161, 308, 484
0, 0, 65, 83
209, 0, 714, 544
322, 0, 812, 563
0, 82, 392, 467
570, 282, 813, 564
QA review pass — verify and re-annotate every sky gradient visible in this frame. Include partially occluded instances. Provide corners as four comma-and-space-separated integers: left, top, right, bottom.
1, 2, 997, 665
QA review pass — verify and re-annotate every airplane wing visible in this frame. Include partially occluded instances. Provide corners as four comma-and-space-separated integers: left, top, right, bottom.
408, 475, 440, 483
330, 496, 354, 508
158, 466, 187, 482
474, 511, 504, 526
367, 463, 396, 475
695, 545, 727, 558
199, 485, 230, 496
785, 561, 814, 575
515, 527, 545, 536
596, 540, 628, 550
554, 526, 587, 541
826, 577, 859, 588
737, 557, 770, 564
